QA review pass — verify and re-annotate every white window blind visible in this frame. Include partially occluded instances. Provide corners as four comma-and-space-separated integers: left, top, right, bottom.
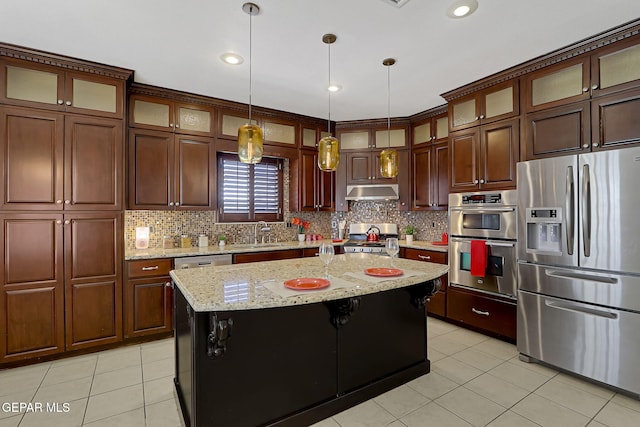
218, 153, 283, 222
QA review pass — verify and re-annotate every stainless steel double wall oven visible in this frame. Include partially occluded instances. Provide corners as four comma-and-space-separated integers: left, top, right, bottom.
449, 190, 518, 299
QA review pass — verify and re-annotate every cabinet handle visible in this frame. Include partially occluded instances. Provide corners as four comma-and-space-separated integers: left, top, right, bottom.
418, 255, 431, 260
582, 87, 589, 92
56, 199, 63, 204
57, 99, 64, 105
142, 266, 159, 271
582, 144, 590, 148
479, 179, 485, 184
169, 202, 174, 206
472, 308, 490, 316
591, 84, 598, 90
65, 100, 72, 106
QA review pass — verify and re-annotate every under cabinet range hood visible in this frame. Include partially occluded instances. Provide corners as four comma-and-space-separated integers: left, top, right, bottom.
345, 184, 399, 201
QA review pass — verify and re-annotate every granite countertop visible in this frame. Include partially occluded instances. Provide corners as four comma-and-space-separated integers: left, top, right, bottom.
170, 253, 448, 312
125, 239, 447, 260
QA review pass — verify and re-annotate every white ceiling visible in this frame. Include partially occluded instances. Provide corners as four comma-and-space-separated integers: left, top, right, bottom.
2, 0, 639, 121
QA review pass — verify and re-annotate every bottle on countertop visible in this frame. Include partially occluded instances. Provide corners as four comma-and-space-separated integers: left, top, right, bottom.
198, 234, 209, 247
180, 234, 192, 248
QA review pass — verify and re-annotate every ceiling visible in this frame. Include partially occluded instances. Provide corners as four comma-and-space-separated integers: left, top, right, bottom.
2, 0, 639, 122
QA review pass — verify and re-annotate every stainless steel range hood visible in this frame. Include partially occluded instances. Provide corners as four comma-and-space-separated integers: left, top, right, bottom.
345, 184, 399, 201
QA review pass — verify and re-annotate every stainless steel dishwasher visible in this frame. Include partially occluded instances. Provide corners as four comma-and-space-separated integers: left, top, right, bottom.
174, 254, 232, 269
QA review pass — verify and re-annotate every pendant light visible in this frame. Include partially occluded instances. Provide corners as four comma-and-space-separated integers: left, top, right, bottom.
237, 2, 263, 164
380, 58, 398, 178
317, 33, 340, 172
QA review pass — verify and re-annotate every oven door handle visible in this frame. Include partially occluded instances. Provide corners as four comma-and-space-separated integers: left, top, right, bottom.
450, 207, 515, 213
485, 241, 515, 248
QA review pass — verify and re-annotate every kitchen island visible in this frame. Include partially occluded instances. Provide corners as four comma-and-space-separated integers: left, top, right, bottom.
170, 253, 447, 427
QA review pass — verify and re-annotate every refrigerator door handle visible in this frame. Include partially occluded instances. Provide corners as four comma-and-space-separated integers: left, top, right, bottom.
545, 269, 618, 284
565, 166, 575, 255
582, 163, 591, 257
545, 300, 617, 320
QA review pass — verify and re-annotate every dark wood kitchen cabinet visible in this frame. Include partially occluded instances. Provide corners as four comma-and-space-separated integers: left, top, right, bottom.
412, 142, 448, 210
446, 285, 516, 342
290, 149, 334, 212
217, 109, 299, 148
128, 128, 215, 210
0, 106, 124, 211
449, 118, 519, 192
233, 249, 302, 264
125, 258, 174, 339
0, 57, 126, 119
0, 212, 123, 363
402, 248, 448, 317
449, 80, 519, 132
129, 94, 215, 137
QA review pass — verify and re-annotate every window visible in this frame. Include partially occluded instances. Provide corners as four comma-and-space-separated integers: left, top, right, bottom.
217, 153, 283, 222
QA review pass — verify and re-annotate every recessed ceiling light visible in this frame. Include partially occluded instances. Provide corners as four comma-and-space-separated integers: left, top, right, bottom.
447, 0, 478, 18
220, 53, 244, 65
327, 84, 341, 92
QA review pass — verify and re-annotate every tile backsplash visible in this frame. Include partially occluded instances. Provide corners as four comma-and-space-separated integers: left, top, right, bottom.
125, 203, 448, 250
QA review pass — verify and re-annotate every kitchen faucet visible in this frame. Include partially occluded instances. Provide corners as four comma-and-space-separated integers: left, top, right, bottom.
254, 221, 271, 244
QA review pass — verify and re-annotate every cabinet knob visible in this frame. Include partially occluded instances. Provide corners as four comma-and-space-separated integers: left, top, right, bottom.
474, 179, 479, 184
165, 282, 173, 288
591, 84, 599, 90
431, 136, 435, 141
56, 199, 63, 204
170, 123, 174, 127
479, 179, 485, 184
56, 220, 62, 224
175, 202, 180, 206
582, 144, 590, 148
169, 202, 174, 206
475, 116, 479, 121
593, 143, 599, 147
479, 114, 485, 119
65, 100, 72, 106
582, 87, 589, 93
175, 124, 180, 128
64, 200, 70, 204
64, 220, 70, 225
57, 100, 64, 105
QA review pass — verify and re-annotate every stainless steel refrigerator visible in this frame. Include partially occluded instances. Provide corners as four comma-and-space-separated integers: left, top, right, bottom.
517, 146, 640, 398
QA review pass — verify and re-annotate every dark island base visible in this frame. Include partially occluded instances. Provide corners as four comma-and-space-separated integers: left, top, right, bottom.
174, 281, 436, 427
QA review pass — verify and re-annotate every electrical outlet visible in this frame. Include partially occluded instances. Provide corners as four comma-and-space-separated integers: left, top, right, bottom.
432, 222, 436, 228
149, 225, 155, 233
331, 220, 337, 229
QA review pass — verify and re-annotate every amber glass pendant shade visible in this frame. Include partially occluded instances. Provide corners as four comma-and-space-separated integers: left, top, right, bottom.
318, 135, 340, 171
379, 148, 398, 178
237, 123, 263, 164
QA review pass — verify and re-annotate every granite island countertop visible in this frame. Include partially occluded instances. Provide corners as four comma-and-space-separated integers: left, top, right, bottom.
170, 253, 448, 312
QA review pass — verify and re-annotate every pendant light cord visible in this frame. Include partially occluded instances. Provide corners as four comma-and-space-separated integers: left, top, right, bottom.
327, 41, 331, 134
387, 63, 391, 148
248, 5, 254, 122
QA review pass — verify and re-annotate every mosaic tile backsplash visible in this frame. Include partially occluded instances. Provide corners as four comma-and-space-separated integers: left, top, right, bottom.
125, 204, 447, 250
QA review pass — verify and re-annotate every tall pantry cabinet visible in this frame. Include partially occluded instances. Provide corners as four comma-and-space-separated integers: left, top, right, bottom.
0, 45, 132, 364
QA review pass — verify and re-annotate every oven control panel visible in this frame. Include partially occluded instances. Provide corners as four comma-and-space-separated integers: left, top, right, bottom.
461, 193, 503, 204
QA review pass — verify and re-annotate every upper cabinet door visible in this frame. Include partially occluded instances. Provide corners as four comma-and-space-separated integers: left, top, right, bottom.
374, 127, 408, 150
217, 111, 257, 141
525, 57, 590, 112
64, 115, 123, 210
0, 106, 65, 211
0, 60, 124, 118
261, 118, 298, 147
449, 80, 518, 131
337, 129, 371, 151
130, 95, 214, 136
591, 36, 640, 98
65, 72, 124, 119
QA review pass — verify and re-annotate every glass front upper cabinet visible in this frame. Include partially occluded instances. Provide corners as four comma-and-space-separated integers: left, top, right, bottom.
2, 60, 124, 118
592, 37, 640, 97
450, 80, 519, 131
525, 57, 590, 112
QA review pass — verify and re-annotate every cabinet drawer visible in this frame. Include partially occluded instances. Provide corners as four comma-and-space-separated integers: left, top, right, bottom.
447, 285, 516, 341
233, 249, 302, 264
404, 248, 447, 264
127, 258, 173, 278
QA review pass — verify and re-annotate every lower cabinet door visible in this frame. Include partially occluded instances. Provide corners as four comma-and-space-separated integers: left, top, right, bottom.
447, 285, 516, 341
427, 288, 446, 317
125, 277, 173, 338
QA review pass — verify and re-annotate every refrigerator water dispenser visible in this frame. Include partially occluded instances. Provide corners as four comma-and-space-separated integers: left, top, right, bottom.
525, 208, 562, 255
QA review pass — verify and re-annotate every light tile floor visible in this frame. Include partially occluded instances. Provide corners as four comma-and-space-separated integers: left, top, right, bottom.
1, 317, 639, 426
